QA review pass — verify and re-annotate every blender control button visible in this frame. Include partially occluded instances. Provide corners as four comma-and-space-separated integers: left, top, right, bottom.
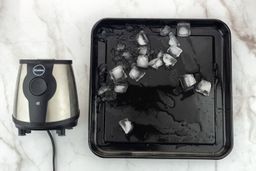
29, 78, 47, 96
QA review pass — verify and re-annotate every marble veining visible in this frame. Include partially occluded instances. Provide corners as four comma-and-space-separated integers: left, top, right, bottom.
0, 0, 256, 170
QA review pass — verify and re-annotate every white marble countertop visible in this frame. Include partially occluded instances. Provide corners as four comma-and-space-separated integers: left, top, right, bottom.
0, 0, 256, 170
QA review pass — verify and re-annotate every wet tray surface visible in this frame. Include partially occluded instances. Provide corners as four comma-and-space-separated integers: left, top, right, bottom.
89, 19, 232, 159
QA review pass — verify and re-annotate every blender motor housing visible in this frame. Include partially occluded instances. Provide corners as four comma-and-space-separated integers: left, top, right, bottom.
13, 59, 79, 136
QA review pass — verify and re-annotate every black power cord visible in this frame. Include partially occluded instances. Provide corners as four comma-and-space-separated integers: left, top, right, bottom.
47, 130, 56, 171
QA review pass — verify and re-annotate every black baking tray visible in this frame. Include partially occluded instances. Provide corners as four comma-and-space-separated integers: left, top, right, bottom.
89, 18, 232, 159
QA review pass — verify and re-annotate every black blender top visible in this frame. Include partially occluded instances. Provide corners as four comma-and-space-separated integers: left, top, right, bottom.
20, 59, 72, 64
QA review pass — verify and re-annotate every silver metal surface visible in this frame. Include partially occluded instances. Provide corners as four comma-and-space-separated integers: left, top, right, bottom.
13, 64, 30, 122
13, 63, 79, 123
46, 64, 78, 122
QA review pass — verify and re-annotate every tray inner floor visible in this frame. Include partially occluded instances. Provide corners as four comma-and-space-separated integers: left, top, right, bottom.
101, 28, 215, 145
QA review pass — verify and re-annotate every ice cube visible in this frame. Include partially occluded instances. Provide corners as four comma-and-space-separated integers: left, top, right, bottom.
119, 118, 133, 134
122, 51, 132, 60
160, 25, 171, 36
167, 46, 183, 58
195, 79, 211, 96
180, 74, 197, 89
149, 56, 163, 69
116, 43, 126, 51
148, 50, 164, 69
138, 46, 149, 55
163, 53, 177, 67
136, 30, 149, 46
98, 85, 111, 95
177, 22, 191, 37
109, 65, 127, 82
137, 55, 149, 68
114, 83, 128, 93
168, 32, 180, 47
129, 66, 146, 82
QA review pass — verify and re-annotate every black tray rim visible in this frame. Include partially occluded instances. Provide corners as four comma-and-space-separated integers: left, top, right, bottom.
88, 18, 233, 160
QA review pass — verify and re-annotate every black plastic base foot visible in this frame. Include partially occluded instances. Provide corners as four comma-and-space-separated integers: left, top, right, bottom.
18, 129, 32, 136
56, 129, 65, 136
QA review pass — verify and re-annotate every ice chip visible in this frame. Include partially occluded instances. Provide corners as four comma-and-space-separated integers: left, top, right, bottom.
119, 118, 133, 134
180, 74, 197, 90
168, 32, 180, 47
160, 25, 171, 36
109, 65, 127, 82
137, 55, 149, 68
167, 46, 183, 58
114, 83, 128, 93
138, 46, 149, 55
129, 66, 146, 82
195, 79, 211, 96
136, 30, 149, 46
116, 43, 126, 51
98, 85, 111, 95
177, 22, 191, 37
98, 85, 117, 101
122, 51, 132, 60
163, 53, 177, 67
